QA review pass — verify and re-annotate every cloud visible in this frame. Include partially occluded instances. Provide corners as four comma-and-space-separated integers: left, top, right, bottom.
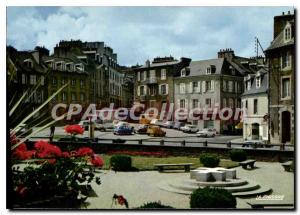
7, 6, 293, 65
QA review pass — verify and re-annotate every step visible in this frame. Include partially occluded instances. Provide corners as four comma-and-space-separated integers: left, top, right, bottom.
182, 178, 248, 187
233, 186, 272, 197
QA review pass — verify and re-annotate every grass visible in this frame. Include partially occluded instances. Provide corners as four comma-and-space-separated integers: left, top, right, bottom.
100, 155, 239, 171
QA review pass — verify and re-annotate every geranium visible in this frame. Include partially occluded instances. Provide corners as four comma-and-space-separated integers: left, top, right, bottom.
61, 151, 70, 158
64, 125, 84, 135
112, 194, 129, 208
90, 155, 104, 168
13, 150, 35, 160
77, 147, 94, 157
35, 141, 62, 158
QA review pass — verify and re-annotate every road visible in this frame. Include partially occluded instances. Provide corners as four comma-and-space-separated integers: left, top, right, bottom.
30, 124, 294, 151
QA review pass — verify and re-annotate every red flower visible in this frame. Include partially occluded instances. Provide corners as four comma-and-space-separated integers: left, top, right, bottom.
77, 147, 94, 157
117, 196, 126, 205
64, 125, 84, 135
90, 155, 104, 168
34, 140, 50, 151
62, 151, 70, 158
16, 143, 27, 152
34, 141, 62, 158
13, 150, 35, 160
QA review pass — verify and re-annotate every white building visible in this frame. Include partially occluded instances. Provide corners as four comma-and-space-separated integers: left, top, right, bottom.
242, 68, 269, 141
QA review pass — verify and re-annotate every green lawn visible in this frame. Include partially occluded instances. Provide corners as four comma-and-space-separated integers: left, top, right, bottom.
100, 155, 239, 171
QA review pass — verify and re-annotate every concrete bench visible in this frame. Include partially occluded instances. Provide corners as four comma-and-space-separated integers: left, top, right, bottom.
239, 160, 256, 169
154, 163, 193, 172
282, 161, 293, 172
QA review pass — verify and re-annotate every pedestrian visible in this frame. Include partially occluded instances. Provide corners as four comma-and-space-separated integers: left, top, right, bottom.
50, 125, 55, 142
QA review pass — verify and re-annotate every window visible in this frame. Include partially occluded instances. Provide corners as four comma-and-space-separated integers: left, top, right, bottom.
40, 76, 44, 86
223, 98, 227, 107
149, 85, 156, 95
284, 26, 291, 41
22, 74, 26, 84
192, 99, 199, 108
24, 59, 33, 68
161, 84, 167, 95
223, 80, 227, 92
247, 80, 251, 90
62, 92, 67, 101
245, 100, 248, 109
228, 81, 233, 92
204, 120, 214, 129
71, 79, 76, 86
256, 77, 261, 88
211, 65, 216, 73
206, 81, 211, 91
180, 99, 185, 108
181, 69, 186, 77
161, 69, 167, 80
52, 77, 57, 85
206, 67, 211, 74
192, 82, 198, 92
282, 52, 290, 68
140, 86, 145, 96
205, 98, 211, 108
71, 93, 76, 101
80, 93, 85, 102
29, 75, 36, 85
229, 98, 234, 108
254, 99, 258, 114
141, 71, 147, 81
80, 80, 85, 88
282, 78, 291, 98
180, 83, 186, 94
150, 70, 156, 78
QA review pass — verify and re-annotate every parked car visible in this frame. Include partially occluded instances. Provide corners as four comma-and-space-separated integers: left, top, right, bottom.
197, 128, 217, 137
150, 119, 164, 127
180, 124, 199, 133
113, 125, 134, 135
96, 121, 114, 131
162, 121, 175, 129
146, 125, 166, 137
139, 114, 151, 125
173, 121, 185, 130
135, 124, 149, 134
242, 140, 267, 148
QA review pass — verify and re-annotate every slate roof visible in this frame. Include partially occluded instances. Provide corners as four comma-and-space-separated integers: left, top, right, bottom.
242, 68, 268, 96
187, 58, 224, 76
137, 60, 180, 69
266, 30, 294, 51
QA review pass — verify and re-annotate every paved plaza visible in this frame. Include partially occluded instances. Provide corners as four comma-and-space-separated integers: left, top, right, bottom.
84, 161, 294, 209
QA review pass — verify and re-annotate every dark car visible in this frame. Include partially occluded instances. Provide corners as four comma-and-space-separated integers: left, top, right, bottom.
135, 124, 149, 134
113, 125, 134, 135
173, 122, 185, 130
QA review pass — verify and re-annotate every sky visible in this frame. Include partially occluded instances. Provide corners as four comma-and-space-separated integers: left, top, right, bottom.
7, 6, 293, 66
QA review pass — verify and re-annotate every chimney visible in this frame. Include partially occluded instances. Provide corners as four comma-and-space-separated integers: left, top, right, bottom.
218, 48, 235, 60
145, 59, 150, 67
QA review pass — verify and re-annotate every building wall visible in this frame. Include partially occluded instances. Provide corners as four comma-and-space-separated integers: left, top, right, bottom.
242, 94, 268, 141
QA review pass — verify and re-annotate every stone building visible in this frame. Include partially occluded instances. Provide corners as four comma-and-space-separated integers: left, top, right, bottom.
132, 56, 191, 114
242, 68, 269, 141
174, 49, 261, 134
265, 11, 295, 144
7, 46, 48, 125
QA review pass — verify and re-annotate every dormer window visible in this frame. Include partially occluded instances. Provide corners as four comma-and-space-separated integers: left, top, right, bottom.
256, 77, 261, 88
284, 23, 292, 42
247, 80, 251, 90
181, 69, 186, 77
206, 67, 211, 74
24, 59, 33, 68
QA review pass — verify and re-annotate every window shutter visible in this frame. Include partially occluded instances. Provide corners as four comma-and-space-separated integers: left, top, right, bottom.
137, 72, 140, 81
203, 81, 206, 92
189, 82, 193, 93
197, 81, 201, 93
137, 86, 140, 96
158, 85, 161, 95
211, 80, 214, 91
166, 84, 169, 95
144, 85, 147, 95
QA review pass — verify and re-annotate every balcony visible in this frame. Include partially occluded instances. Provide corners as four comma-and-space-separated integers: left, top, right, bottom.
144, 77, 158, 85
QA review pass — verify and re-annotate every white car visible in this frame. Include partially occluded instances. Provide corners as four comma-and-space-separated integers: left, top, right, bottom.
150, 119, 164, 127
180, 124, 199, 133
197, 128, 217, 137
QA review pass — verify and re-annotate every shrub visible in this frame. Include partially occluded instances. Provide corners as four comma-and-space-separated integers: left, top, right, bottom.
229, 149, 247, 162
199, 153, 220, 167
110, 155, 132, 171
190, 187, 236, 208
138, 201, 174, 209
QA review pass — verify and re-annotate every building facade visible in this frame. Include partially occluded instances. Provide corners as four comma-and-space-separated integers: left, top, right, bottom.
174, 49, 251, 134
132, 56, 191, 115
265, 11, 295, 144
242, 68, 269, 141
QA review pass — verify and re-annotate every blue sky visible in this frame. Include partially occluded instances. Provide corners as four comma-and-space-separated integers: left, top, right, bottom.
7, 6, 293, 65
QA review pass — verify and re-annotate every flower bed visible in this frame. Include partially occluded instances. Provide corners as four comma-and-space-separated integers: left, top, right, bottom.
107, 150, 168, 157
